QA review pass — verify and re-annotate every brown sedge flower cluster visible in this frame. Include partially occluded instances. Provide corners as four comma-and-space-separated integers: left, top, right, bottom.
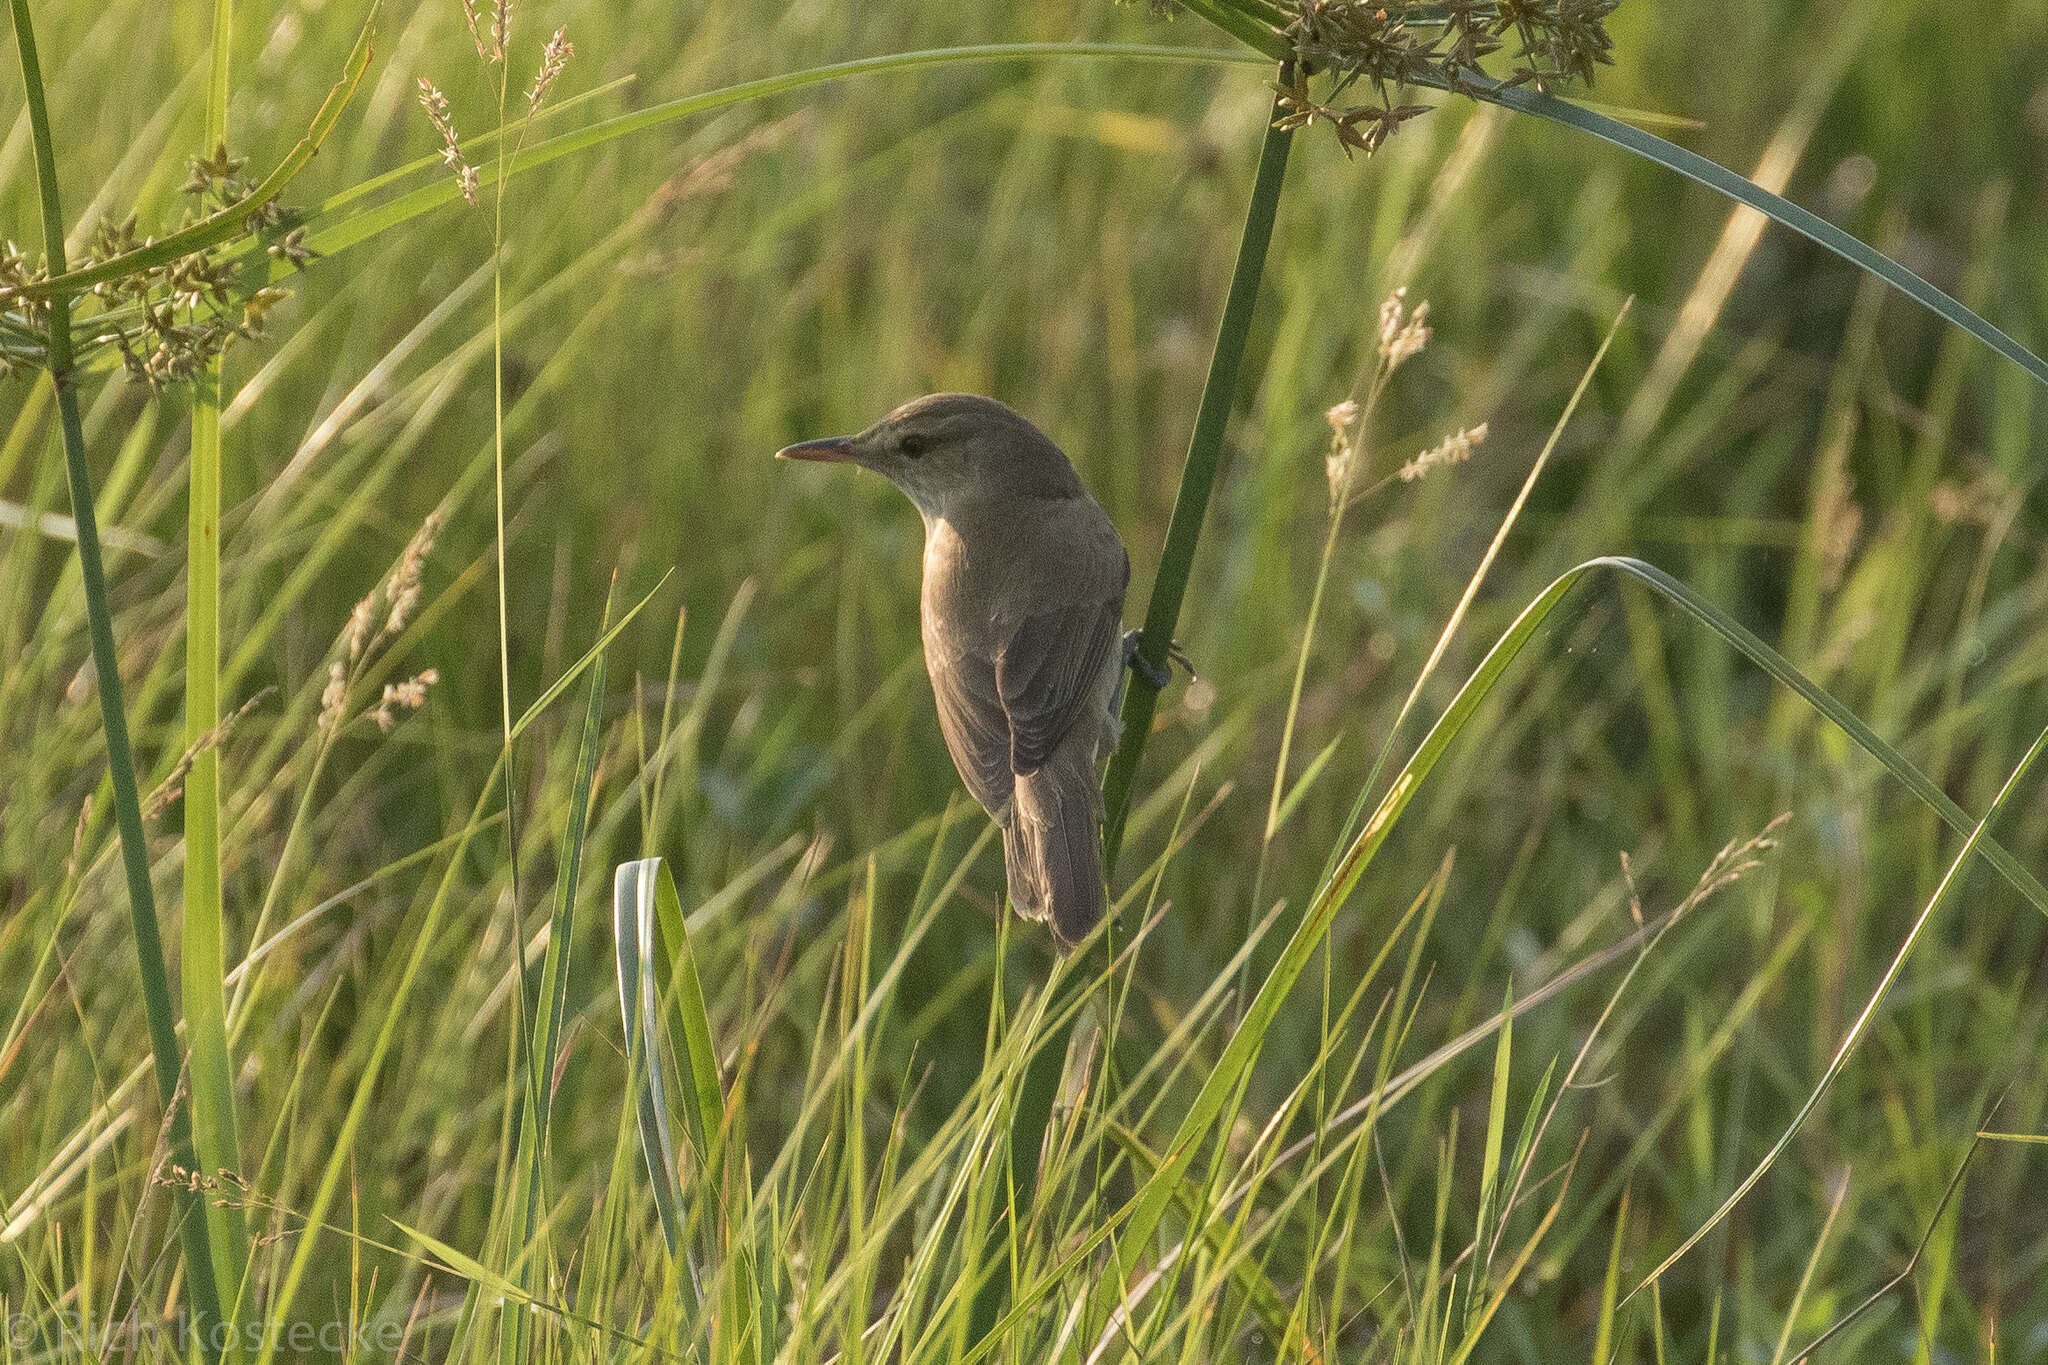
0, 144, 312, 386
1128, 0, 1619, 156
1280, 0, 1619, 156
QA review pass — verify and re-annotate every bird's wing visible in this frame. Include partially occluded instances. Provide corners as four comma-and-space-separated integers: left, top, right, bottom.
996, 586, 1125, 777
928, 646, 1015, 817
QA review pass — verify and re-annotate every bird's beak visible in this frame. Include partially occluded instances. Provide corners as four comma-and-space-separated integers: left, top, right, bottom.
776, 435, 857, 463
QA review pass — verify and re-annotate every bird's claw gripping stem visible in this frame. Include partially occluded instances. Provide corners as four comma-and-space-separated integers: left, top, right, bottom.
1121, 628, 1187, 691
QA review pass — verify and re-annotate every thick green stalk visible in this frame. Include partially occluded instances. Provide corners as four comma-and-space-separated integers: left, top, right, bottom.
974, 85, 1294, 1355
8, 0, 229, 1355
1100, 95, 1292, 871
183, 0, 252, 1323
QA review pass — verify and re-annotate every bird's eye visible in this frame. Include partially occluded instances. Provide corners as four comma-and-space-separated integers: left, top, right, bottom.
899, 433, 930, 459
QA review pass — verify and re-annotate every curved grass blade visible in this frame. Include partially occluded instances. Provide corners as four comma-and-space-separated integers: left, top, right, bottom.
264, 44, 1272, 271
1189, 3, 2048, 387
1335, 555, 2048, 918
1584, 557, 2048, 915
1086, 542, 2048, 1327
612, 857, 733, 1326
611, 858, 688, 1259
1444, 72, 2048, 388
1626, 722, 2048, 1304
512, 570, 669, 742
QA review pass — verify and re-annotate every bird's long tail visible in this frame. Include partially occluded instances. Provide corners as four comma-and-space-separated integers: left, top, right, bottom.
1003, 730, 1108, 951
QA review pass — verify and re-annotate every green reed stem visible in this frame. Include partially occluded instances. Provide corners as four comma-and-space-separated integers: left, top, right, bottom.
7, 0, 229, 1355
183, 0, 253, 1327
1100, 91, 1293, 872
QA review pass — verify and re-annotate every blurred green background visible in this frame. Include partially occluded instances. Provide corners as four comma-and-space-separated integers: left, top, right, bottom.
5, 0, 2048, 1358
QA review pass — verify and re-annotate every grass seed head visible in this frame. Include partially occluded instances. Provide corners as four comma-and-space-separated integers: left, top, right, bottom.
372, 670, 441, 733
1399, 422, 1487, 482
383, 509, 445, 640
528, 28, 574, 114
417, 79, 480, 206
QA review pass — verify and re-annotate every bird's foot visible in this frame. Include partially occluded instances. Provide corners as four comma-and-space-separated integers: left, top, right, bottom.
1121, 629, 1193, 691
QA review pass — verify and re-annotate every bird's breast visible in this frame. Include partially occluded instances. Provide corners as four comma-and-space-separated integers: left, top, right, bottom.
920, 518, 987, 662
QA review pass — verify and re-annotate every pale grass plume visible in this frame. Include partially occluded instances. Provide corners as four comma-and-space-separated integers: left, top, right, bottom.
458, 0, 490, 59
371, 670, 441, 733
528, 28, 574, 114
383, 508, 445, 640
1322, 397, 1362, 508
1398, 422, 1489, 483
416, 79, 480, 205
344, 597, 376, 664
320, 658, 350, 731
322, 509, 444, 731
1377, 286, 1431, 370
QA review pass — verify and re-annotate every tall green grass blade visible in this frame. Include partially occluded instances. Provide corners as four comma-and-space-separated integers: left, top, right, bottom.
181, 0, 251, 1329
252, 764, 509, 1365
8, 1, 229, 1354
1787, 1131, 1985, 1362
1592, 1185, 1630, 1365
1767, 1170, 1849, 1365
253, 596, 659, 1364
1628, 722, 2048, 1303
513, 571, 670, 742
1102, 89, 1291, 869
1086, 539, 2048, 1329
533, 594, 612, 1168
1446, 1146, 1574, 1365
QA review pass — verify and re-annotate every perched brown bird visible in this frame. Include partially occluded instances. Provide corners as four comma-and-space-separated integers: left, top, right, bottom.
779, 393, 1130, 948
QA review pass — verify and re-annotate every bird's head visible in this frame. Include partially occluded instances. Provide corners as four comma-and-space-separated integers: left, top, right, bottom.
777, 393, 1082, 517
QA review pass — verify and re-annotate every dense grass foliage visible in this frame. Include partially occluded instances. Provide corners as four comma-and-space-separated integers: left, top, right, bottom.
4, 0, 2048, 1360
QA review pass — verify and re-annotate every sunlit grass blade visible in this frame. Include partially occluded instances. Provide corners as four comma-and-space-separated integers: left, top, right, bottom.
611, 858, 729, 1280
